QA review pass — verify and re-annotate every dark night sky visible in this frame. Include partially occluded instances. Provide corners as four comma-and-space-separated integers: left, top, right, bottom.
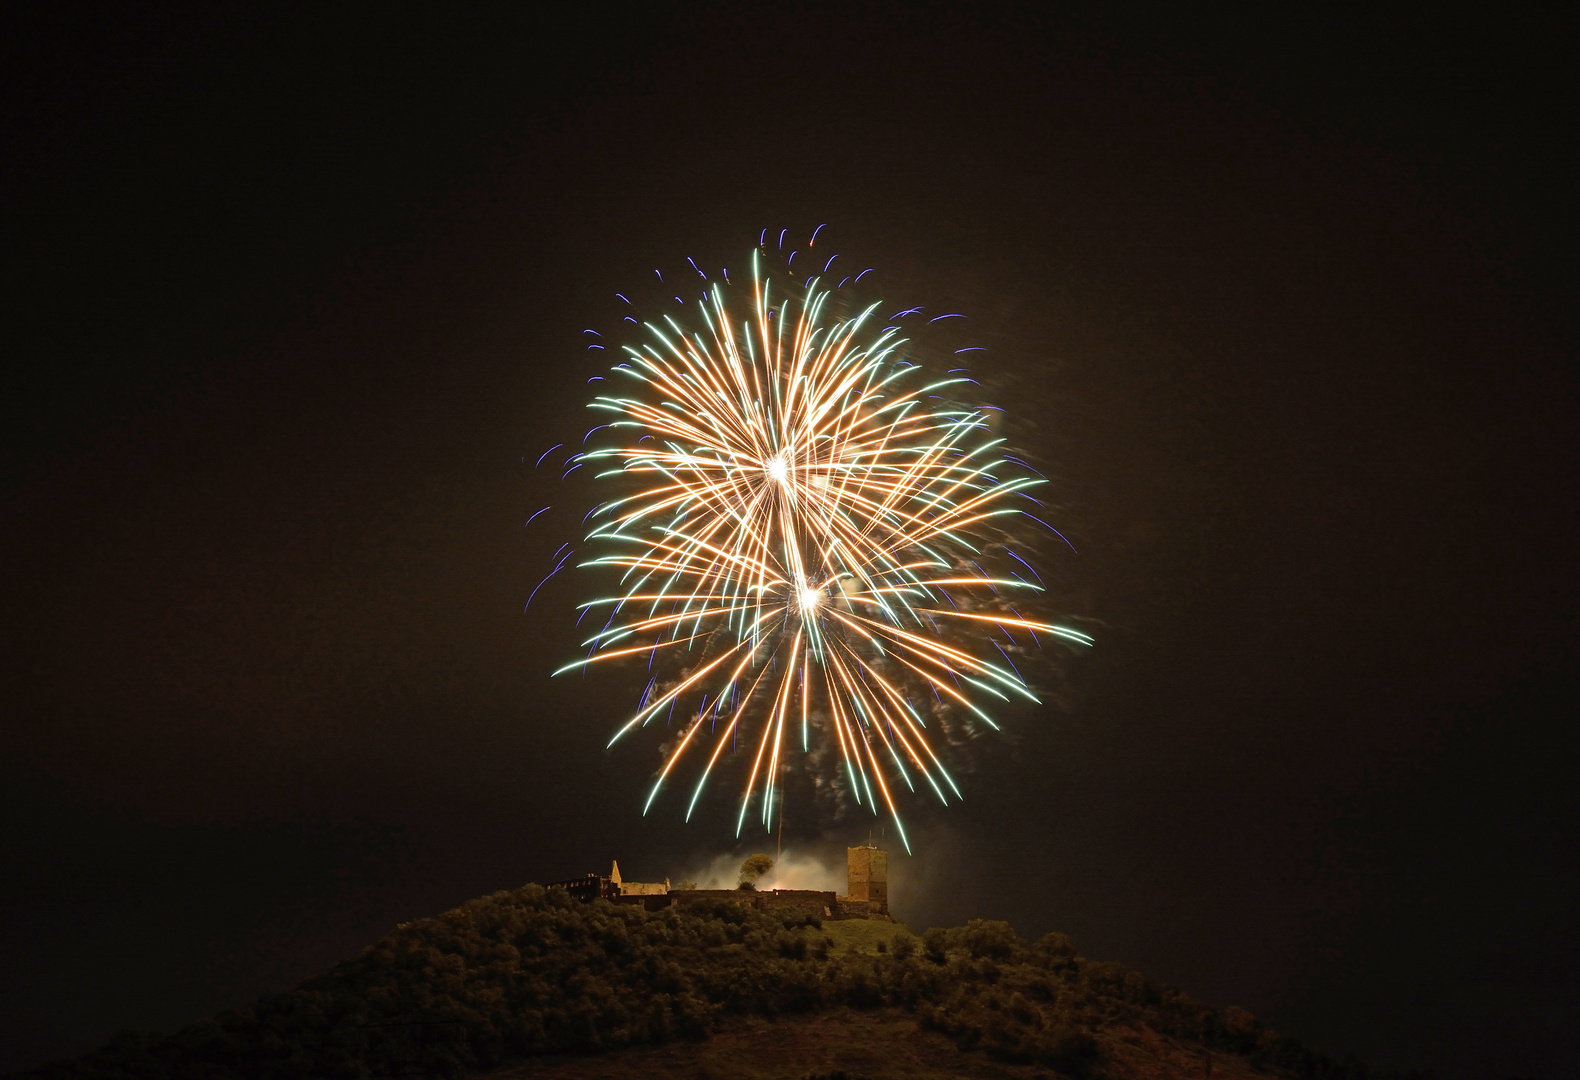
3, 4, 1576, 1077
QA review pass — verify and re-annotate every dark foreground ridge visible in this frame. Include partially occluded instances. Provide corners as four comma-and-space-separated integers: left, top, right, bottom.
10, 886, 1430, 1080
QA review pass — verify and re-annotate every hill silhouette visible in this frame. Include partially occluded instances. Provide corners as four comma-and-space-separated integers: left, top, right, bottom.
10, 885, 1431, 1079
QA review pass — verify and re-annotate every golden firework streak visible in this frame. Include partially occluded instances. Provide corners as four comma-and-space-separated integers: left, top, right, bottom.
556, 250, 1091, 850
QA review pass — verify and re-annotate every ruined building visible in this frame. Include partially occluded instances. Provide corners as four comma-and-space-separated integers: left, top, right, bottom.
611, 860, 669, 896
545, 846, 890, 921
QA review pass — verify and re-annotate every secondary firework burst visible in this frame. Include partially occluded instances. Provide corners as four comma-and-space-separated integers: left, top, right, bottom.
553, 244, 1090, 851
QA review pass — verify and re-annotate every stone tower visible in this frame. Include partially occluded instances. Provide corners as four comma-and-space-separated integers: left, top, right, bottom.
846, 844, 888, 915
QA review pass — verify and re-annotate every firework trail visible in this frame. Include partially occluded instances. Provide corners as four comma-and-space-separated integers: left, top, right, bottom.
549, 238, 1090, 851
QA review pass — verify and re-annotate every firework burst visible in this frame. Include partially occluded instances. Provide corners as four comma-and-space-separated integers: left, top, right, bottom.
551, 242, 1090, 851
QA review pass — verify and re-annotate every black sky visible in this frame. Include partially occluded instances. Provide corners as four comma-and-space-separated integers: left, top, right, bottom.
3, 4, 1576, 1077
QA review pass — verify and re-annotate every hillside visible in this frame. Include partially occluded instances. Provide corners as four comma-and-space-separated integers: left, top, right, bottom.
11, 885, 1427, 1080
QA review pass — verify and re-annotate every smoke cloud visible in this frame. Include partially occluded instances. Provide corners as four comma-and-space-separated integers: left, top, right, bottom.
675, 848, 844, 892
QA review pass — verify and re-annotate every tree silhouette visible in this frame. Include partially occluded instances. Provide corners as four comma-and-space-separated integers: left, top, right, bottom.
738, 853, 774, 889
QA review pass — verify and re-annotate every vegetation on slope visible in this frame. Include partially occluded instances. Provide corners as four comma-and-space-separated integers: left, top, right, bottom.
14, 885, 1424, 1080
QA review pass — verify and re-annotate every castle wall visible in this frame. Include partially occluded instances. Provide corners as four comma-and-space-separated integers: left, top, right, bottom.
668, 888, 837, 918
760, 889, 837, 918
617, 880, 670, 895
666, 889, 742, 907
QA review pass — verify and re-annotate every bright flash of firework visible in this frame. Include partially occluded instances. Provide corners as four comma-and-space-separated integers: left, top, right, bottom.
555, 248, 1090, 851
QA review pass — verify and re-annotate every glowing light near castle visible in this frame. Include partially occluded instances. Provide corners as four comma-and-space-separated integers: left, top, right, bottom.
553, 246, 1091, 851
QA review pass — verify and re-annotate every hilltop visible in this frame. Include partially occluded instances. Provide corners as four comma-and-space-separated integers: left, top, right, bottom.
11, 885, 1428, 1080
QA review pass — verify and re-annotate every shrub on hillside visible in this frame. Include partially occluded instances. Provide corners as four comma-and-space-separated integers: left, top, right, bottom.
13, 886, 1425, 1080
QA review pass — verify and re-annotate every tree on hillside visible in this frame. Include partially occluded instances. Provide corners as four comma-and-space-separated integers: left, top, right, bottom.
17, 884, 1418, 1080
738, 853, 774, 890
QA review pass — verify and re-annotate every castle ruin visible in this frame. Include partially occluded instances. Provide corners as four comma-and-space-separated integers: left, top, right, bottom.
610, 860, 669, 896
545, 845, 890, 921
